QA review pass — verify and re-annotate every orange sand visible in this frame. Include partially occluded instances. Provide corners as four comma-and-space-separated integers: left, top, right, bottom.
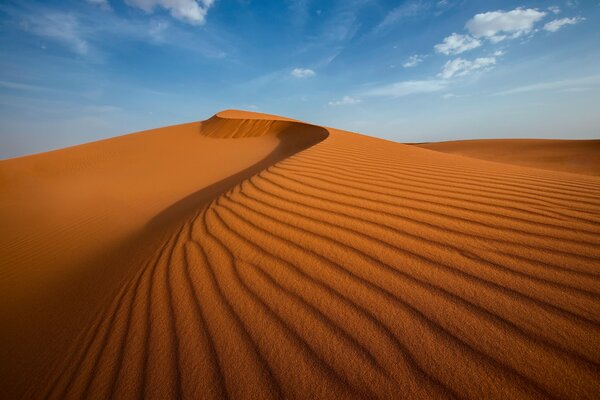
1, 111, 599, 399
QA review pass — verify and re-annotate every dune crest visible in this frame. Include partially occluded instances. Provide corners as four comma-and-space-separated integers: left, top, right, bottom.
2, 111, 600, 399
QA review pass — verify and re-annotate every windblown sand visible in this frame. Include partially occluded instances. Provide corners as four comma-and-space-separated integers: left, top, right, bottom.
1, 110, 599, 399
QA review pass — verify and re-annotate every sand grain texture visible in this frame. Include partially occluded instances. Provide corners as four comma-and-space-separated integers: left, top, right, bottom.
1, 111, 599, 399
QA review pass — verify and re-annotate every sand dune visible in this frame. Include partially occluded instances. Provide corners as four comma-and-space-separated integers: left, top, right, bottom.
416, 139, 600, 176
1, 111, 599, 399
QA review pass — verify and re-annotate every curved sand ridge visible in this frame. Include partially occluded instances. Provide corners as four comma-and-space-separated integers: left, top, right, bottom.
3, 111, 600, 399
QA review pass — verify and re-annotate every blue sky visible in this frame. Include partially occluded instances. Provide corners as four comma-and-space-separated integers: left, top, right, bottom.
0, 0, 599, 158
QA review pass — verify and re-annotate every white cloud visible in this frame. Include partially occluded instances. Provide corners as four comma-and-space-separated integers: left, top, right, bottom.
328, 96, 361, 106
21, 12, 89, 54
403, 54, 424, 68
363, 80, 447, 98
86, 0, 112, 10
438, 57, 496, 79
493, 50, 505, 56
125, 0, 215, 25
291, 68, 315, 78
434, 33, 481, 55
466, 8, 547, 42
543, 17, 584, 32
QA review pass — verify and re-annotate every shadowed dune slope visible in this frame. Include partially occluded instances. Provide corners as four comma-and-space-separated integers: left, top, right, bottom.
2, 111, 600, 399
416, 139, 600, 176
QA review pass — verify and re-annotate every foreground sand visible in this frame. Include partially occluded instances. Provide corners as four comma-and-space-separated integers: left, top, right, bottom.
1, 110, 599, 399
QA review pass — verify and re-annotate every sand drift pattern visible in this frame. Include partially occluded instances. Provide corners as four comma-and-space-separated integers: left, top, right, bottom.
28, 115, 600, 399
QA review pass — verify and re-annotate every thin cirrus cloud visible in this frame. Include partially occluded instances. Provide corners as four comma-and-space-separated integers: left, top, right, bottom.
291, 68, 316, 78
494, 75, 600, 96
434, 33, 481, 55
124, 0, 216, 25
20, 12, 90, 55
372, 0, 429, 34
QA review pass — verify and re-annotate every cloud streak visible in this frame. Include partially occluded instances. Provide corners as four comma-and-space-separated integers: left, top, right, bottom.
438, 57, 496, 79
20, 12, 90, 54
291, 68, 315, 78
363, 80, 447, 98
494, 75, 600, 96
544, 17, 584, 32
124, 0, 216, 25
328, 96, 361, 106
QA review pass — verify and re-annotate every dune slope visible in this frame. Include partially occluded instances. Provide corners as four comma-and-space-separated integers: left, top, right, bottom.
2, 111, 600, 399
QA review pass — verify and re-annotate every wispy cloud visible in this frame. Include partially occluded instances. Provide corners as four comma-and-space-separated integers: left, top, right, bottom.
291, 68, 316, 78
287, 0, 311, 28
403, 54, 426, 68
124, 0, 216, 25
363, 80, 447, 98
548, 6, 561, 15
291, 1, 365, 60
543, 17, 584, 32
438, 57, 496, 79
0, 80, 56, 92
328, 96, 361, 106
20, 12, 90, 55
3, 2, 229, 60
494, 75, 600, 96
372, 0, 428, 35
434, 33, 481, 55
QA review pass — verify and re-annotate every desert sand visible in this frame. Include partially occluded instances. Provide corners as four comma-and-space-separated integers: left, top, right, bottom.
1, 110, 599, 399
416, 138, 600, 176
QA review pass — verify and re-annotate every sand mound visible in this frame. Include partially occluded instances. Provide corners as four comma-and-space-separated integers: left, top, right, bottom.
1, 112, 599, 399
416, 139, 600, 176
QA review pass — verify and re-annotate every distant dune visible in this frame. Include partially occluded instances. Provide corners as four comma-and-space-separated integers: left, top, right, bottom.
416, 138, 600, 176
1, 110, 599, 399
